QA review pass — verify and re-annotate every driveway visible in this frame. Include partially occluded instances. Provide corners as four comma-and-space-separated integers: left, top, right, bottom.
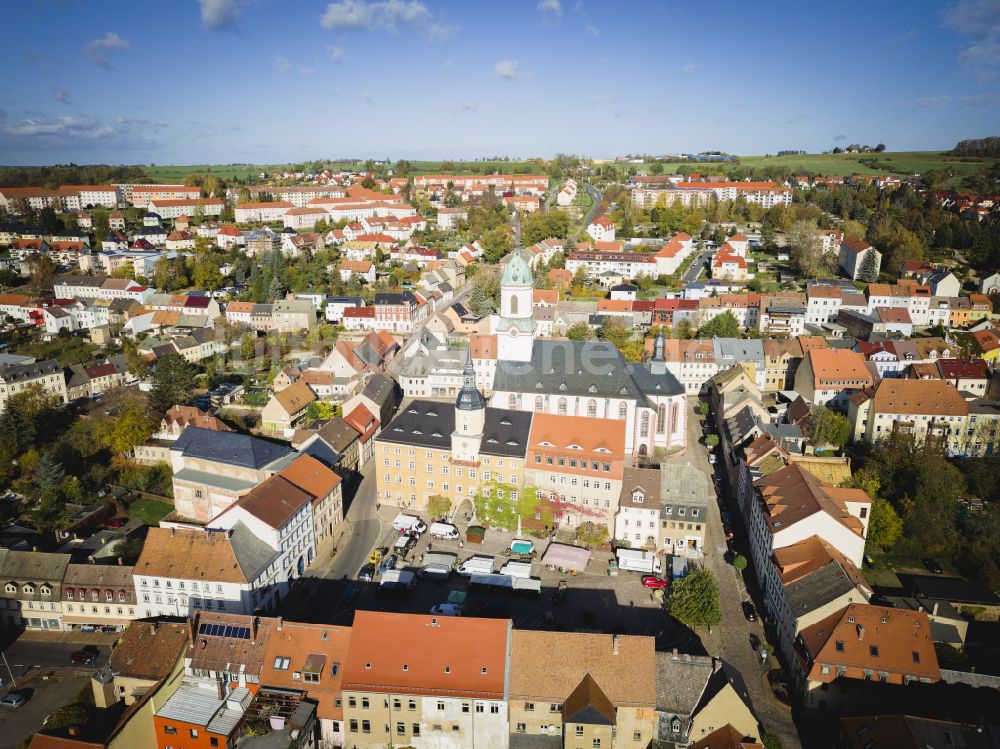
678, 398, 802, 749
682, 249, 712, 283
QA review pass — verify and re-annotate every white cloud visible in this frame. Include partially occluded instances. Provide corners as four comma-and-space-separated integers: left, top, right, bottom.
944, 0, 1000, 79
299, 67, 316, 75
908, 95, 951, 108
786, 113, 806, 124
199, 0, 241, 29
54, 88, 72, 106
590, 94, 614, 106
1, 116, 114, 139
320, 0, 456, 42
454, 103, 477, 114
326, 45, 346, 63
585, 23, 599, 37
495, 59, 519, 79
538, 0, 563, 17
356, 91, 374, 105
960, 92, 1000, 106
321, 0, 427, 30
894, 30, 917, 43
84, 32, 129, 69
273, 55, 293, 74
681, 62, 699, 74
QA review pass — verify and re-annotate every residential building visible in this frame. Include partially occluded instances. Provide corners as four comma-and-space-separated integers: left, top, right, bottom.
658, 463, 709, 558
588, 216, 616, 243
509, 629, 656, 749
61, 562, 137, 632
793, 348, 874, 410
341, 611, 510, 749
278, 454, 344, 548
0, 550, 70, 630
153, 677, 253, 749
235, 201, 294, 223
91, 621, 188, 709
134, 525, 281, 617
272, 298, 317, 333
524, 412, 626, 534
794, 604, 939, 708
260, 380, 318, 434
614, 467, 662, 550
838, 239, 882, 281
0, 359, 68, 411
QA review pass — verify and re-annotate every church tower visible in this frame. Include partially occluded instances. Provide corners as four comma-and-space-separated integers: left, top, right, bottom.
452, 351, 486, 463
496, 248, 536, 363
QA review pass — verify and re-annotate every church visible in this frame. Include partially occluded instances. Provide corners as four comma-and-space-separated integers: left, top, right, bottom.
489, 248, 688, 457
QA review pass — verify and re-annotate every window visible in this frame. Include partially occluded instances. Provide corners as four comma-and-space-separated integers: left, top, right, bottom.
349, 720, 359, 733
408, 700, 416, 710
362, 720, 371, 734
516, 723, 526, 733
273, 656, 290, 670
835, 640, 844, 652
476, 703, 485, 713
462, 703, 470, 714
210, 739, 219, 748
618, 402, 627, 419
593, 740, 602, 748
558, 397, 567, 416
361, 698, 370, 709
396, 723, 405, 735
491, 703, 500, 714
870, 645, 879, 657
413, 724, 421, 736
524, 702, 535, 712
633, 731, 642, 741
912, 651, 921, 664
190, 729, 199, 739
576, 726, 585, 736
163, 726, 178, 735
438, 701, 446, 711
348, 697, 357, 708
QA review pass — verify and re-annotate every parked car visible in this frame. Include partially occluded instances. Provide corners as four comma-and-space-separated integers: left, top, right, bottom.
368, 547, 386, 566
723, 524, 734, 540
0, 693, 25, 709
357, 564, 375, 582
429, 603, 462, 617
709, 454, 717, 465
742, 601, 757, 622
923, 558, 944, 574
104, 517, 126, 529
721, 510, 732, 524
70, 650, 96, 665
379, 553, 399, 575
640, 576, 668, 590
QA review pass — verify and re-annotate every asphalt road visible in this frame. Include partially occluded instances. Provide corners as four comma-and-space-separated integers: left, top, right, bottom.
0, 640, 110, 676
682, 249, 712, 283
583, 184, 603, 226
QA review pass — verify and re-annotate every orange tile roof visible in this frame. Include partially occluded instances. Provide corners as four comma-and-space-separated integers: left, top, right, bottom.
236, 201, 294, 209
598, 299, 633, 312
805, 348, 872, 388
470, 334, 497, 359
754, 464, 869, 538
135, 527, 259, 583
868, 378, 968, 417
798, 603, 939, 685
260, 621, 351, 720
527, 413, 626, 478
278, 454, 342, 501
342, 611, 509, 698
533, 289, 558, 305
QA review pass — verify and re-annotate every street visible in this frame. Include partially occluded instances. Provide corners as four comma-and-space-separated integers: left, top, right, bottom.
681, 398, 801, 749
682, 248, 712, 284
583, 184, 603, 227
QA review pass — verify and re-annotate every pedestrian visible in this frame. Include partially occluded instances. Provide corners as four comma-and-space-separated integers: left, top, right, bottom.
458, 540, 464, 549
428, 542, 433, 553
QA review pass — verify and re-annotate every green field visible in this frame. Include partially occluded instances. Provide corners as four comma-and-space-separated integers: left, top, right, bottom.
143, 164, 281, 182
628, 150, 994, 178
128, 496, 174, 526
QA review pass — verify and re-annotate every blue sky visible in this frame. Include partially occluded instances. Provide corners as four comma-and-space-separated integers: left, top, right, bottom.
1, 0, 999, 165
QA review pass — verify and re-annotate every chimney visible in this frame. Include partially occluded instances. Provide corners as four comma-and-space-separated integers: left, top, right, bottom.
612, 635, 620, 656
712, 657, 722, 673
149, 623, 156, 636
89, 555, 96, 564
170, 527, 176, 537
857, 624, 865, 640
117, 557, 123, 566
933, 602, 939, 616
67, 727, 78, 737
188, 612, 197, 645
276, 616, 283, 632
672, 648, 678, 657
251, 616, 258, 643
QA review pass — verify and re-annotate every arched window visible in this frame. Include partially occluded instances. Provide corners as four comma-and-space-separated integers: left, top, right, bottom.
587, 399, 597, 418
557, 397, 568, 416
534, 396, 544, 412
508, 393, 518, 409
639, 443, 648, 456
671, 403, 680, 434
640, 412, 650, 438
509, 294, 519, 317
656, 403, 666, 433
618, 402, 627, 420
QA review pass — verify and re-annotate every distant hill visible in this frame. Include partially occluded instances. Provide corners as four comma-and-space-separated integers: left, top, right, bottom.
948, 137, 1000, 158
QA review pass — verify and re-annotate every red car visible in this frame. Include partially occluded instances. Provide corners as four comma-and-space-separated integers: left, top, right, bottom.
641, 576, 668, 590
104, 518, 126, 529
723, 524, 734, 540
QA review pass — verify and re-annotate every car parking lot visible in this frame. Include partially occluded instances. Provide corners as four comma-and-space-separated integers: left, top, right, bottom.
332, 517, 684, 638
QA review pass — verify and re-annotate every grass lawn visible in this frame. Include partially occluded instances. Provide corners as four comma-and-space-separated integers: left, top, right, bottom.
128, 497, 174, 526
14, 336, 101, 367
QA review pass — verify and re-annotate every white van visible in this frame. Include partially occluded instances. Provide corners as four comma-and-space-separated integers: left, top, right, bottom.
616, 548, 662, 575
429, 522, 459, 540
457, 556, 495, 576
392, 514, 427, 534
499, 560, 532, 579
380, 569, 416, 590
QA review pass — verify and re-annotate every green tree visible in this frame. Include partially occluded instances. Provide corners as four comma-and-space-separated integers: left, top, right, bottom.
193, 259, 223, 290
866, 498, 904, 554
113, 536, 146, 563
762, 732, 783, 749
697, 311, 740, 339
669, 568, 722, 630
733, 554, 748, 573
598, 318, 630, 348
107, 401, 154, 454
35, 451, 66, 503
566, 322, 595, 341
857, 249, 880, 283
787, 218, 822, 277
427, 494, 452, 518
805, 406, 852, 449
150, 353, 196, 411
240, 332, 257, 361
705, 434, 719, 448
576, 521, 609, 547
480, 227, 514, 264
268, 274, 286, 301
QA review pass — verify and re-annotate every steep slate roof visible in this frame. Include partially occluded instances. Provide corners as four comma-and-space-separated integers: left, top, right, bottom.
225, 475, 313, 530
653, 651, 715, 714
481, 408, 533, 458
619, 467, 662, 510
171, 426, 292, 469
494, 340, 683, 406
379, 399, 455, 450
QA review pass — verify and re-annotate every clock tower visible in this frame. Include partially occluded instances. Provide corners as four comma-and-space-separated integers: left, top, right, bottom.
496, 248, 536, 363
451, 352, 486, 463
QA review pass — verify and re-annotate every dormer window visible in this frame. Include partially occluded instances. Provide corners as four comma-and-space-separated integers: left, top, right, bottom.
633, 491, 644, 504
4, 583, 16, 594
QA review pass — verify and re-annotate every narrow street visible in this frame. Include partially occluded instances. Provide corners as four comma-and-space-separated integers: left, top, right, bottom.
681, 398, 802, 749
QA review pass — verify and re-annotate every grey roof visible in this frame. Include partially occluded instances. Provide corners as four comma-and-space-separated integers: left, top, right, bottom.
509, 735, 562, 749
481, 408, 532, 458
380, 399, 455, 450
173, 467, 259, 494
713, 337, 765, 365
0, 549, 70, 586
653, 651, 713, 714
456, 355, 486, 411
659, 463, 709, 512
172, 426, 292, 470
297, 439, 341, 469
912, 576, 1000, 606
783, 560, 859, 618
360, 373, 397, 422
230, 522, 280, 581
315, 417, 360, 453
0, 359, 62, 384
493, 340, 683, 407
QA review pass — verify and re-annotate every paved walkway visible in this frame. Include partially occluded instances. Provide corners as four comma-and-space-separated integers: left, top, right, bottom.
677, 398, 802, 749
